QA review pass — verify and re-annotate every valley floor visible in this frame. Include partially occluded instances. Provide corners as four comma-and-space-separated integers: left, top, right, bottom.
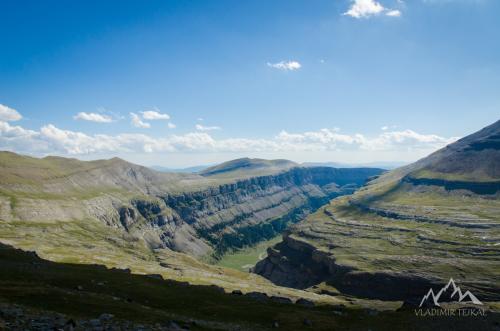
214, 235, 283, 272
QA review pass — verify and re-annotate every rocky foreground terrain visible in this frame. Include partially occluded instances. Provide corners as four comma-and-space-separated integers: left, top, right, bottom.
255, 120, 500, 306
1, 243, 498, 331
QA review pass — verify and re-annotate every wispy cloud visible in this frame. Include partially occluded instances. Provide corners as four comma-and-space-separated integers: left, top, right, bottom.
344, 0, 402, 18
386, 9, 401, 16
141, 110, 170, 120
167, 122, 176, 129
195, 124, 221, 131
267, 61, 302, 71
73, 112, 113, 123
130, 113, 151, 128
0, 104, 22, 122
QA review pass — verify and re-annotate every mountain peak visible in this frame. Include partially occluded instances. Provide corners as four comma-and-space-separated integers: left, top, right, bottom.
408, 119, 500, 182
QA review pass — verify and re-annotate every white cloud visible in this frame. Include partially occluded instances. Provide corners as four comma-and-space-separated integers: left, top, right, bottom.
73, 112, 113, 123
130, 113, 151, 128
381, 126, 389, 131
0, 104, 22, 122
141, 110, 170, 120
386, 9, 402, 16
167, 122, 176, 129
344, 0, 385, 18
343, 0, 402, 18
267, 61, 302, 71
195, 124, 221, 131
0, 120, 458, 157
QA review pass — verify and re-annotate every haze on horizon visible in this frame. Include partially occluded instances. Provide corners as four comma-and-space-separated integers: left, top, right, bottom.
1, 0, 499, 168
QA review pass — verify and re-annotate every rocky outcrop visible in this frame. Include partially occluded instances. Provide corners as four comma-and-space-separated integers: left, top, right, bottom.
254, 231, 500, 302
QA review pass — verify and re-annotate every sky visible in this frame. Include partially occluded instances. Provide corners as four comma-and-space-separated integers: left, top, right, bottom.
0, 0, 499, 167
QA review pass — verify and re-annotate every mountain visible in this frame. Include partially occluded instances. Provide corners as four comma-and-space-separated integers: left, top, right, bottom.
407, 120, 500, 182
255, 120, 500, 304
199, 157, 298, 178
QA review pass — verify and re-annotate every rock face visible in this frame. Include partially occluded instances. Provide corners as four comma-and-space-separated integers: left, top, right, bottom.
0, 152, 383, 259
162, 167, 383, 257
255, 120, 500, 303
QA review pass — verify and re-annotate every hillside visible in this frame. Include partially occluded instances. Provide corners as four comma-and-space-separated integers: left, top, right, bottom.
255, 120, 500, 305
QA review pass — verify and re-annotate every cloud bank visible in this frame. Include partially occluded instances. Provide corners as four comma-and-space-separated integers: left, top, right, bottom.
0, 120, 458, 157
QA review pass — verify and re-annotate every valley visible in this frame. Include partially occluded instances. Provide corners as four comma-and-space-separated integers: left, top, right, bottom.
0, 153, 383, 301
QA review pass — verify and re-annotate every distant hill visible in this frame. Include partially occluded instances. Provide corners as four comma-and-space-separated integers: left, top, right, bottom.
0, 150, 204, 194
199, 157, 298, 178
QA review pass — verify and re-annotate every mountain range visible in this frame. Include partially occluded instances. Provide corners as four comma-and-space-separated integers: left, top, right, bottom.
0, 120, 499, 329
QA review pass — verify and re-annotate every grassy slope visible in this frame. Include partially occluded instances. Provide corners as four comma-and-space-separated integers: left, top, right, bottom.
269, 120, 500, 304
0, 215, 351, 305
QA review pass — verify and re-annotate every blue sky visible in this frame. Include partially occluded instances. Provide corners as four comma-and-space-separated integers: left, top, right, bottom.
0, 0, 499, 167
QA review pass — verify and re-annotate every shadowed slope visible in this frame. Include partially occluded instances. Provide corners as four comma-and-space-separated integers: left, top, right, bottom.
1, 243, 498, 331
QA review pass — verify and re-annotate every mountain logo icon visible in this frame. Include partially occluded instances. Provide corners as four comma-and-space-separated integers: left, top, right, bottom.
419, 278, 483, 307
